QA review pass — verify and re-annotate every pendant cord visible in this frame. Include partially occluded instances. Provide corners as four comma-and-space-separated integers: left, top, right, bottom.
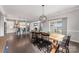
42, 5, 44, 16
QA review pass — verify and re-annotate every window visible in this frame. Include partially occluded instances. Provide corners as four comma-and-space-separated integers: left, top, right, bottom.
49, 18, 67, 34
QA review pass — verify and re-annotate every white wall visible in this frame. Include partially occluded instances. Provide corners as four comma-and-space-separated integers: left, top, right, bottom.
48, 7, 79, 43
41, 21, 49, 33
6, 21, 15, 33
0, 16, 4, 36
30, 21, 40, 31
0, 10, 5, 37
0, 6, 6, 37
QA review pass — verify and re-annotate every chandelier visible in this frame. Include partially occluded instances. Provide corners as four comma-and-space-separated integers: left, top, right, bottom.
39, 5, 47, 22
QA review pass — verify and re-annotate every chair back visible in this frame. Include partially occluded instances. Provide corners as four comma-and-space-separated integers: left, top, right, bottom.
31, 32, 37, 40
66, 36, 71, 46
56, 35, 71, 53
60, 35, 71, 47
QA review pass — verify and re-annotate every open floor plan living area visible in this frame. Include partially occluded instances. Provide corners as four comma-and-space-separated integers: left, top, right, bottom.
0, 5, 79, 53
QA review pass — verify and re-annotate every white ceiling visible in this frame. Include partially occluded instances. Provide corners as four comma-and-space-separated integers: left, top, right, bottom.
2, 5, 77, 21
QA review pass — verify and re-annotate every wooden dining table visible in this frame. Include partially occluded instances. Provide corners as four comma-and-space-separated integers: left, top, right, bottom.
49, 33, 65, 53
49, 33, 65, 41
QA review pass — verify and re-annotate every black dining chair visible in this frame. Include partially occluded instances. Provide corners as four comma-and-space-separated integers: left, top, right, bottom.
37, 38, 52, 53
56, 35, 71, 53
31, 32, 41, 46
31, 32, 37, 43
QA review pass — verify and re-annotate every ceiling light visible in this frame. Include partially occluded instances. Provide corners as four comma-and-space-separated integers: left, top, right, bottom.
39, 5, 47, 23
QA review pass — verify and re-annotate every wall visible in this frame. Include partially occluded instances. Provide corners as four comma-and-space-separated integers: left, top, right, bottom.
0, 13, 4, 36
41, 21, 49, 33
30, 21, 49, 33
48, 7, 79, 43
0, 6, 6, 37
30, 21, 40, 31
6, 21, 15, 33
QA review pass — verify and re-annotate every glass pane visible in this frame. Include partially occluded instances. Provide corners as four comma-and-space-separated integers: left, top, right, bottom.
49, 19, 63, 34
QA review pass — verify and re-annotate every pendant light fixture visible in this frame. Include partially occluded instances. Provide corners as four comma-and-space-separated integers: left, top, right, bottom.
39, 5, 47, 22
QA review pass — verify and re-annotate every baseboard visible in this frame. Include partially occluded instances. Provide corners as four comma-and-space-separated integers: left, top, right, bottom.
70, 40, 79, 44
0, 36, 5, 39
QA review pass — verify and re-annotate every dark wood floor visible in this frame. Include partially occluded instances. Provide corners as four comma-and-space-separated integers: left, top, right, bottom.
0, 36, 6, 53
69, 41, 79, 53
3, 33, 43, 53
0, 33, 79, 53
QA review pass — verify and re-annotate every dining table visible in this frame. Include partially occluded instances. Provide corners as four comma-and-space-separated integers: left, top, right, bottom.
49, 33, 65, 41
49, 33, 65, 53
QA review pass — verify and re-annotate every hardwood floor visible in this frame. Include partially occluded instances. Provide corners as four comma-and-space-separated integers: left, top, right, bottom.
2, 34, 43, 53
0, 37, 6, 53
0, 33, 79, 53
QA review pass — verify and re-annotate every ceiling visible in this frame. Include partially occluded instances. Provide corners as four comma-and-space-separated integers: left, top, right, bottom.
2, 5, 77, 21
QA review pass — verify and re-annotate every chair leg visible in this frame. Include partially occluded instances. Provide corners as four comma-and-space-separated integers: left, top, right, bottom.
66, 47, 69, 53
62, 47, 69, 53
